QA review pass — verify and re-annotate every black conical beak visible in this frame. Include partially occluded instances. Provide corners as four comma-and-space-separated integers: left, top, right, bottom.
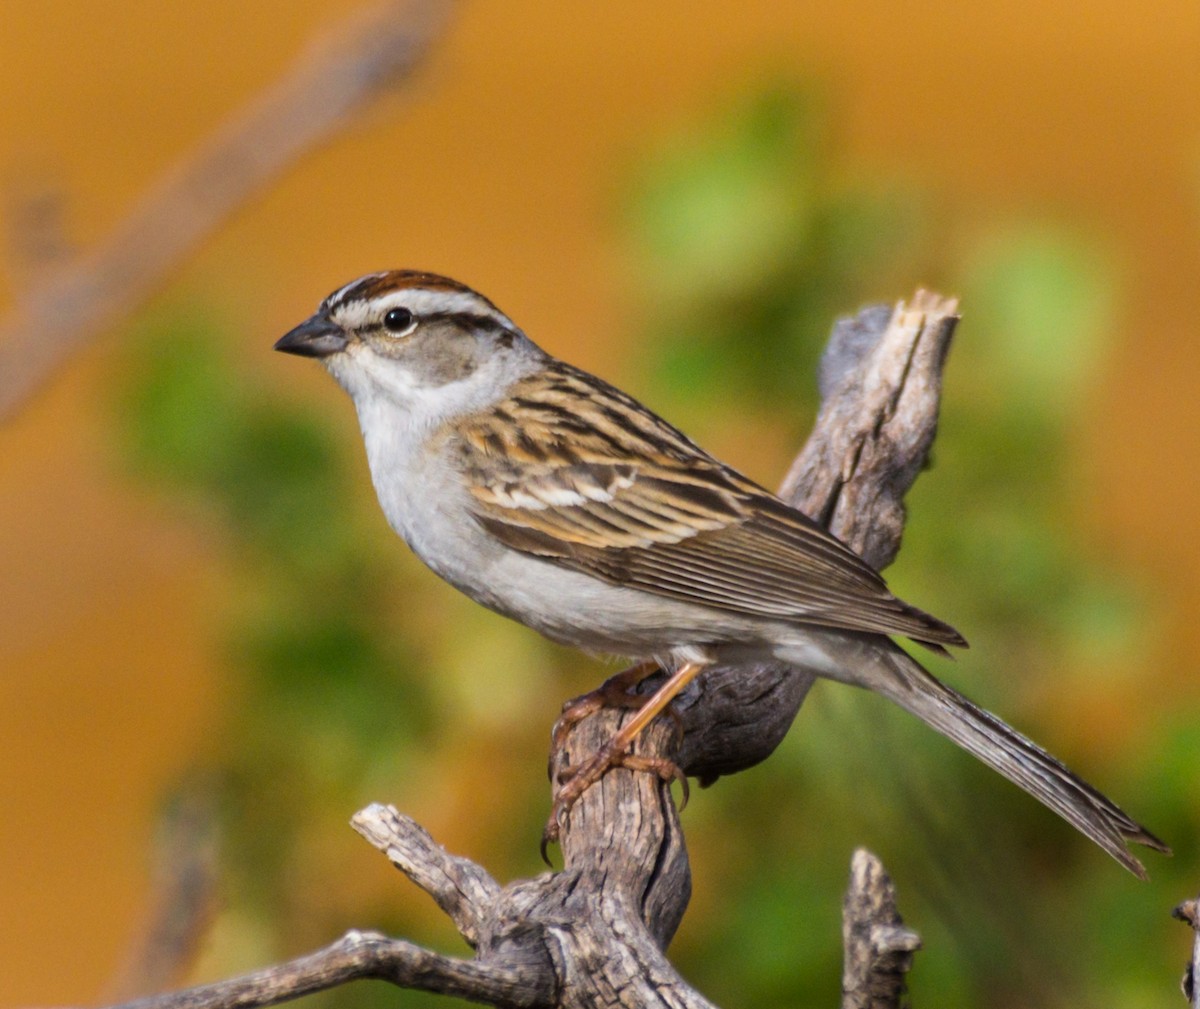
274, 315, 349, 358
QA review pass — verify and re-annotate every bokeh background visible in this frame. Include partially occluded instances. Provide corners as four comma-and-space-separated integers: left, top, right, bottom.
3, 2, 1200, 1007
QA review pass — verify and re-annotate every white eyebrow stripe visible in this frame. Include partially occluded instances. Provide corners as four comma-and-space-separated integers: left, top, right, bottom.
331, 298, 373, 331
400, 288, 513, 324
332, 287, 517, 332
325, 272, 387, 310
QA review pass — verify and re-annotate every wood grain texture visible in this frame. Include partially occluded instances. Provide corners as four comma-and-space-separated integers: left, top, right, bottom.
1173, 894, 1200, 1008
841, 849, 921, 1009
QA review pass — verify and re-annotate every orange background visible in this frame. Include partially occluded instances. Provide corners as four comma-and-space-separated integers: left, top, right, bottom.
2, 1, 1199, 1003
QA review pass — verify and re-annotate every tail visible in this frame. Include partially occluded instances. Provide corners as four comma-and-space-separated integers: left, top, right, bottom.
865, 644, 1169, 879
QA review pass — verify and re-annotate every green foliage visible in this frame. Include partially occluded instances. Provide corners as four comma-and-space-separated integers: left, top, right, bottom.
626, 89, 924, 419
112, 83, 1190, 1009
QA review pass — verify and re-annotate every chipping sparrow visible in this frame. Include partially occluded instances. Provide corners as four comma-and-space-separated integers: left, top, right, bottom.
276, 270, 1167, 876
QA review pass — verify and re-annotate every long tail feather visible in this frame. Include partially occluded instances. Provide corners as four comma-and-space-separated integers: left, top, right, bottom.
867, 645, 1169, 879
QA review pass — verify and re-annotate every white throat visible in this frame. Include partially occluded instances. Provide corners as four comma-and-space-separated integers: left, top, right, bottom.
325, 343, 537, 544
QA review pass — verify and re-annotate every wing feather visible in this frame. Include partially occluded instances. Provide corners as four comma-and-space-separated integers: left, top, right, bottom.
453, 362, 966, 650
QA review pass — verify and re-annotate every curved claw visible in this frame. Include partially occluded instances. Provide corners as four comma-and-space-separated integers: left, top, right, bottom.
677, 768, 691, 810
539, 825, 557, 867
548, 661, 664, 776
620, 754, 689, 809
541, 749, 690, 864
540, 769, 585, 866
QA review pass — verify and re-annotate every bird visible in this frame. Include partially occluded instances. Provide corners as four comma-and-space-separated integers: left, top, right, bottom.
275, 269, 1168, 877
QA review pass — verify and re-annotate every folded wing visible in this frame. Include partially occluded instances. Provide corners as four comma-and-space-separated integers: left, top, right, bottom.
454, 362, 965, 651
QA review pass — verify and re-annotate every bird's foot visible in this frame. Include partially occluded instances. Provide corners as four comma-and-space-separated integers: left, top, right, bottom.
541, 744, 688, 863
548, 660, 680, 775
542, 658, 710, 863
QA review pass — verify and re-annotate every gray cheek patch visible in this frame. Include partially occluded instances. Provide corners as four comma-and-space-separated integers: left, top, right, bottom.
401, 331, 481, 387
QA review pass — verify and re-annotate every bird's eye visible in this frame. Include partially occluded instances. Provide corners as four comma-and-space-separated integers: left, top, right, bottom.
383, 307, 415, 334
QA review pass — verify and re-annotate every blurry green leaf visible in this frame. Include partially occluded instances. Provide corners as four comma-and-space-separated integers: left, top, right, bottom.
961, 227, 1117, 416
119, 314, 241, 485
628, 88, 820, 301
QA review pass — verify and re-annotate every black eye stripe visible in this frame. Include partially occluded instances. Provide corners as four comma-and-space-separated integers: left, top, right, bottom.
427, 311, 516, 337
346, 305, 517, 341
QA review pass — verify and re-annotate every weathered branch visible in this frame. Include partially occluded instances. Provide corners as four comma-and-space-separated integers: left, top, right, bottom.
0, 0, 450, 421
351, 804, 502, 948
47, 293, 952, 1009
1174, 894, 1200, 1007
841, 850, 921, 1009
107, 930, 547, 1009
781, 291, 957, 569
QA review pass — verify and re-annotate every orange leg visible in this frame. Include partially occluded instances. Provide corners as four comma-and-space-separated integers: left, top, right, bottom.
542, 660, 709, 858
548, 659, 664, 764
605, 660, 708, 752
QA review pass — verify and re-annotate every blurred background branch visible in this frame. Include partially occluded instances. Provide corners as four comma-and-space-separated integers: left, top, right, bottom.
0, 0, 449, 421
106, 786, 221, 1001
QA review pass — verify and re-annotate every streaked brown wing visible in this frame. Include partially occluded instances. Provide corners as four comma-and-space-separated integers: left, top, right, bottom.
455, 361, 965, 650
468, 460, 743, 550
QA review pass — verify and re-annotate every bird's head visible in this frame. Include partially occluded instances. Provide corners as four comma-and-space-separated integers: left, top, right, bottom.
275, 270, 539, 423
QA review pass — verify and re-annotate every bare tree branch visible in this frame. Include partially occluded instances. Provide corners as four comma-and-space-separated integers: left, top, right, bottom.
104, 930, 548, 1009
841, 850, 921, 1009
350, 804, 501, 948
1174, 895, 1200, 1007
107, 788, 221, 1000
780, 290, 958, 570
673, 292, 959, 784
0, 0, 450, 421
